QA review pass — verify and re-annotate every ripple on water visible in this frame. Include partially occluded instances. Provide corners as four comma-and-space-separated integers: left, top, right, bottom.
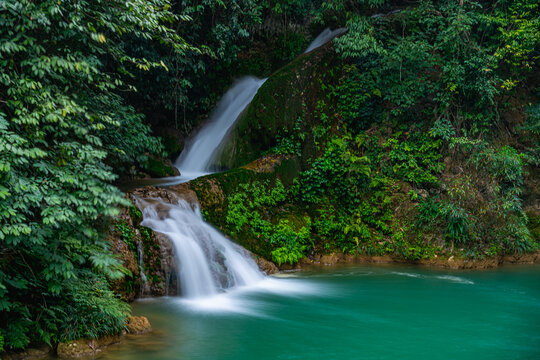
435, 275, 474, 285
391, 271, 474, 284
391, 271, 424, 278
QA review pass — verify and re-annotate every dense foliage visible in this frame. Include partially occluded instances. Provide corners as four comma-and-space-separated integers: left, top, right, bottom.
126, 0, 319, 142
0, 0, 189, 351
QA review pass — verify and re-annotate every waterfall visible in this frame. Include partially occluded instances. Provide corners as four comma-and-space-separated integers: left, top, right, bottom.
175, 76, 266, 178
139, 198, 265, 298
304, 27, 347, 53
132, 28, 349, 301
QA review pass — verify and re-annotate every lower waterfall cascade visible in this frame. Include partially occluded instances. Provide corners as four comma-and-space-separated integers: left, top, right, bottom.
138, 198, 265, 298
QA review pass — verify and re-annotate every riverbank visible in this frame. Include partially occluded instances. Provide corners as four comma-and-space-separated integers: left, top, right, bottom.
280, 250, 540, 271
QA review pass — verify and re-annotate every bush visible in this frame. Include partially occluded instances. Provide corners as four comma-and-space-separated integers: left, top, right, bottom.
59, 272, 130, 341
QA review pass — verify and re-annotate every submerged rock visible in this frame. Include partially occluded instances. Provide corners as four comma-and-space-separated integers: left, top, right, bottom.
1, 345, 52, 360
125, 316, 152, 334
56, 316, 151, 358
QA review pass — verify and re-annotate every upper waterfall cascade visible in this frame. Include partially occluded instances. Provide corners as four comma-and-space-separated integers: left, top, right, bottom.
303, 27, 347, 53
173, 28, 346, 181
174, 76, 266, 179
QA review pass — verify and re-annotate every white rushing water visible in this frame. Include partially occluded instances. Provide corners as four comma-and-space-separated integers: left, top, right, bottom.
174, 76, 266, 178
304, 27, 347, 53
139, 199, 265, 299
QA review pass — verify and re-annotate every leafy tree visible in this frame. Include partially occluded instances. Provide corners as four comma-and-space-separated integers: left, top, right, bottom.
0, 0, 189, 351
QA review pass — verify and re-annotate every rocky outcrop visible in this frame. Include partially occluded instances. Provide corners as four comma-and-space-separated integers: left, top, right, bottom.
1, 346, 52, 360
285, 251, 540, 270
129, 183, 199, 206
109, 195, 183, 299
249, 253, 279, 274
214, 41, 338, 170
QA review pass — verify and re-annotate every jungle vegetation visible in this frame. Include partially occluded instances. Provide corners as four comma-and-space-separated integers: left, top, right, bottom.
0, 0, 538, 353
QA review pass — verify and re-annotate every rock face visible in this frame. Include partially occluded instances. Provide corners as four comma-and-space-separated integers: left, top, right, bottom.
109, 174, 288, 300
185, 155, 300, 258
251, 253, 279, 274
127, 184, 202, 296
288, 251, 540, 270
214, 41, 338, 170
254, 256, 279, 275
108, 191, 187, 299
1, 345, 52, 360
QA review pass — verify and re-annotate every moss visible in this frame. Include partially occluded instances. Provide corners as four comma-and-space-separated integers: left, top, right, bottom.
187, 156, 303, 257
129, 205, 143, 225
160, 133, 183, 159
145, 157, 176, 178
115, 220, 136, 252
213, 42, 341, 170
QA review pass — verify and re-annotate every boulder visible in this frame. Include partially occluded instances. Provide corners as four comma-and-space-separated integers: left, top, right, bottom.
1, 345, 51, 360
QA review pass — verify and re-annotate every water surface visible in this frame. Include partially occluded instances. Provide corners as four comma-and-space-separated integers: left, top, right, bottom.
99, 264, 540, 360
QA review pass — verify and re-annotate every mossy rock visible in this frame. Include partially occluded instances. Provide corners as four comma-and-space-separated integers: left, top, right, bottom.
213, 41, 341, 170
186, 155, 301, 255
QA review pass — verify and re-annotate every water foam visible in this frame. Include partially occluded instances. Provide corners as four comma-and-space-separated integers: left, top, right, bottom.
435, 275, 474, 285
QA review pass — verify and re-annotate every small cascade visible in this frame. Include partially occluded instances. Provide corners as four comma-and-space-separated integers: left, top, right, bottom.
304, 27, 347, 53
136, 236, 150, 296
175, 76, 266, 177
138, 198, 265, 298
